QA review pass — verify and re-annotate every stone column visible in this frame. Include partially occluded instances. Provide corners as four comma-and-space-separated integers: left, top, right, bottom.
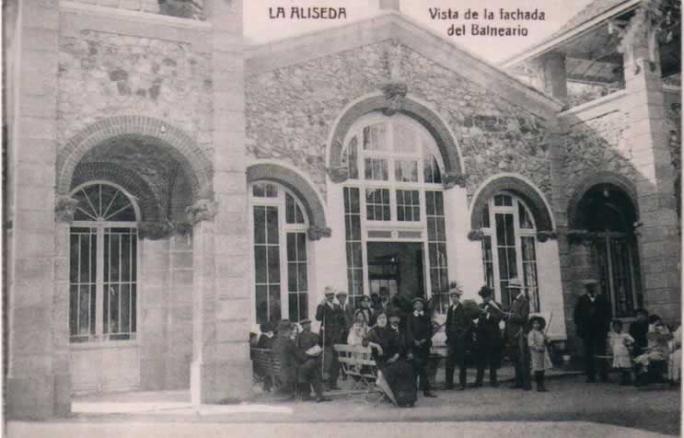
621, 21, 680, 322
190, 0, 252, 404
5, 0, 63, 420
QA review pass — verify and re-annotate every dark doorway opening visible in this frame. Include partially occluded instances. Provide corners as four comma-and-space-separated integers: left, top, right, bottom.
367, 242, 425, 305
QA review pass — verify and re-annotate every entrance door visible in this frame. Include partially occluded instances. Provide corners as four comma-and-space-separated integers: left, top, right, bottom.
367, 242, 425, 304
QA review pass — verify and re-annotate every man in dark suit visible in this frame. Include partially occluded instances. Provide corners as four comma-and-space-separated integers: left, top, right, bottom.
336, 291, 355, 341
407, 297, 436, 397
474, 286, 504, 387
316, 286, 344, 390
295, 319, 330, 402
445, 283, 473, 390
504, 278, 531, 390
573, 279, 612, 382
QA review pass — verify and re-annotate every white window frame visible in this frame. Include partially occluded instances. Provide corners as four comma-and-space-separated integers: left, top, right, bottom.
481, 192, 540, 309
341, 113, 447, 303
248, 182, 311, 325
69, 181, 141, 345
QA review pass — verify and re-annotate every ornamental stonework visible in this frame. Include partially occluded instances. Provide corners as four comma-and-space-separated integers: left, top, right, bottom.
245, 41, 553, 200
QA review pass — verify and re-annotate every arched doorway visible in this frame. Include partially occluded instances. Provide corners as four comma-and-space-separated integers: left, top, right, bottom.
571, 183, 642, 317
60, 120, 208, 395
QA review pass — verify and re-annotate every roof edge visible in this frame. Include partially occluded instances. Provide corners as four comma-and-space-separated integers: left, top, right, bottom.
500, 0, 640, 68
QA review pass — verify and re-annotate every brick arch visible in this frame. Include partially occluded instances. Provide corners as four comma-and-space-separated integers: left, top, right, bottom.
71, 162, 163, 222
567, 171, 639, 229
327, 95, 463, 179
57, 115, 212, 197
247, 163, 328, 234
470, 174, 555, 232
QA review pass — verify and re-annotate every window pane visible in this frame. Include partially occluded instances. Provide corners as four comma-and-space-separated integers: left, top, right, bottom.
397, 189, 420, 222
254, 246, 267, 283
363, 123, 387, 151
266, 207, 279, 244
364, 158, 389, 181
366, 188, 391, 221
393, 120, 418, 153
253, 207, 266, 244
347, 136, 359, 179
256, 285, 268, 324
494, 194, 512, 206
519, 202, 534, 228
395, 160, 418, 182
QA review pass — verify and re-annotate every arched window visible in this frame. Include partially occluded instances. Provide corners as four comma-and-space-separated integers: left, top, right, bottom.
480, 192, 540, 311
341, 113, 449, 311
250, 181, 310, 324
69, 182, 139, 343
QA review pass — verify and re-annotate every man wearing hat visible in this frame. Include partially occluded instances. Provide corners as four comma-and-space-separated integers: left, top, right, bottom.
474, 286, 505, 387
407, 296, 436, 397
316, 286, 344, 390
504, 278, 532, 390
295, 319, 330, 402
573, 279, 611, 382
445, 282, 473, 390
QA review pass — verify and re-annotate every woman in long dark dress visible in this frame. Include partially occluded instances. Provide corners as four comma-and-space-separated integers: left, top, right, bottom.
364, 312, 417, 407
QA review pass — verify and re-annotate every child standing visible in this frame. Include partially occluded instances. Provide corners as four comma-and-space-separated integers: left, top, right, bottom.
528, 315, 552, 392
608, 320, 634, 385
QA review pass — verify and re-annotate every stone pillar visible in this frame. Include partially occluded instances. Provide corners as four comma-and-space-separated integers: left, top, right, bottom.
444, 186, 483, 301
189, 0, 252, 404
621, 22, 680, 322
539, 52, 568, 103
5, 0, 64, 420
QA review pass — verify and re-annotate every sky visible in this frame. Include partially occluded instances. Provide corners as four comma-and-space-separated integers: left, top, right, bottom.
243, 0, 595, 64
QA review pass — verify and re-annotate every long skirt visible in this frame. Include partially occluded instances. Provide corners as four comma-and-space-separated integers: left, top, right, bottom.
380, 359, 417, 407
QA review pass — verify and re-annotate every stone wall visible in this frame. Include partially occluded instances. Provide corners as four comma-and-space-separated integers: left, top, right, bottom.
57, 29, 213, 157
246, 41, 553, 201
558, 94, 638, 201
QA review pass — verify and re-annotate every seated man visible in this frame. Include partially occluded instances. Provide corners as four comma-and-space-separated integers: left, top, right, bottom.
272, 320, 299, 399
295, 319, 330, 402
634, 316, 673, 385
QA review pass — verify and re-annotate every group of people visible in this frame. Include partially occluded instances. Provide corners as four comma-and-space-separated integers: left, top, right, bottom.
574, 279, 681, 387
252, 276, 681, 407
253, 276, 558, 406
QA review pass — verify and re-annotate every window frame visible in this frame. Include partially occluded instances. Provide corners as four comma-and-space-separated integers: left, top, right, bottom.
249, 181, 311, 325
68, 181, 141, 346
480, 192, 541, 311
340, 113, 448, 309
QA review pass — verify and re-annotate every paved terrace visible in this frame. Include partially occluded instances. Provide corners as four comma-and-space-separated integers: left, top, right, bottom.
8, 373, 680, 437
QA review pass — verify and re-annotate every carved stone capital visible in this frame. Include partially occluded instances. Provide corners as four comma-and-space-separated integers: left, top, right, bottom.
55, 196, 79, 223
443, 171, 467, 189
536, 230, 558, 242
307, 225, 332, 241
326, 166, 349, 183
467, 229, 485, 241
186, 198, 217, 224
138, 221, 174, 240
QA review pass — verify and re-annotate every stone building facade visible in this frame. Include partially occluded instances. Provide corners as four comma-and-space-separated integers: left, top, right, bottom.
4, 0, 680, 419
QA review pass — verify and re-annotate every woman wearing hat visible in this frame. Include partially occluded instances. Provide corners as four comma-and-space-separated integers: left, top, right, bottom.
364, 311, 417, 407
